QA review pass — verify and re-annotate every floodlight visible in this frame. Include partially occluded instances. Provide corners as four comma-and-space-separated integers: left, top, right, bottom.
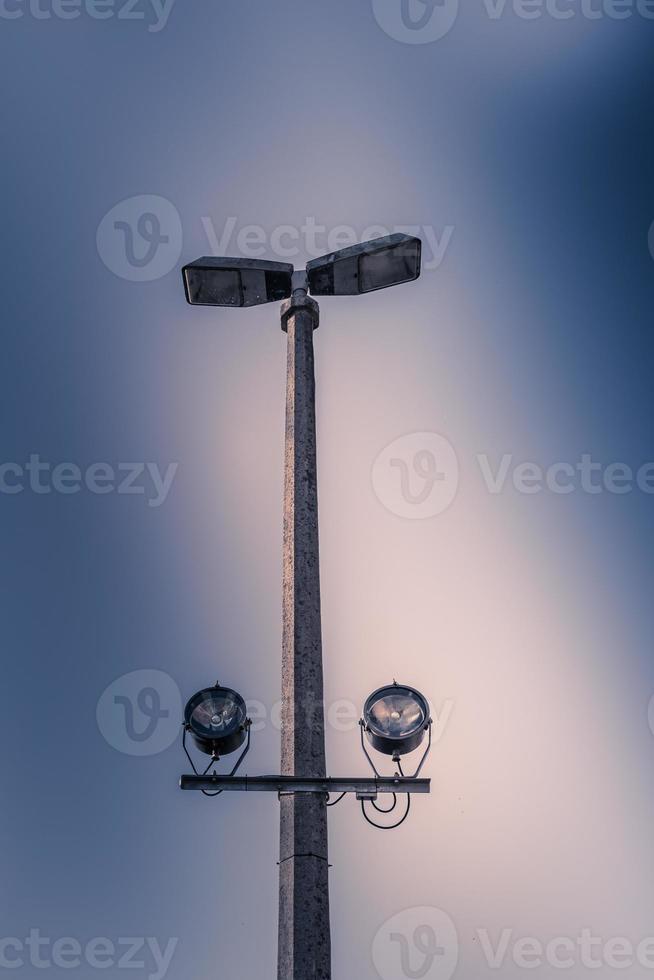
362, 683, 430, 756
182, 257, 294, 307
306, 234, 421, 296
184, 684, 248, 756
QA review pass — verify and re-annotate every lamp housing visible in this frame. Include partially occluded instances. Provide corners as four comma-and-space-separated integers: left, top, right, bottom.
184, 684, 248, 757
363, 683, 430, 757
182, 257, 294, 307
306, 234, 421, 297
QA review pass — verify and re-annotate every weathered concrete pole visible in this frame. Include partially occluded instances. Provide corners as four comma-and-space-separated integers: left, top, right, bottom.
277, 285, 331, 980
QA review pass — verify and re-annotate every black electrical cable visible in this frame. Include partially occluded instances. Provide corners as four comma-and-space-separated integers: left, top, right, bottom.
182, 727, 223, 796
326, 792, 347, 807
361, 793, 411, 830
201, 758, 223, 797
371, 793, 397, 813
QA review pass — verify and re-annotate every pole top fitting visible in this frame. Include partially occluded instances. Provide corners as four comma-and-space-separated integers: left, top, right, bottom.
280, 288, 320, 333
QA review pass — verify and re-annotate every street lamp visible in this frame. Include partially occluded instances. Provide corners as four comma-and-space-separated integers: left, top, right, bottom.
184, 684, 248, 757
181, 684, 252, 798
180, 676, 431, 792
362, 682, 430, 757
306, 233, 422, 296
178, 233, 428, 980
182, 234, 422, 306
182, 256, 294, 307
354, 683, 432, 831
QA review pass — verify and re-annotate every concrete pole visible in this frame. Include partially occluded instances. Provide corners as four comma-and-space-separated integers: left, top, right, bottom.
277, 286, 331, 980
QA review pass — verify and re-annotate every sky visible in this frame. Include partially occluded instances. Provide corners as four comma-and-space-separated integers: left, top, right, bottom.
1, 1, 654, 978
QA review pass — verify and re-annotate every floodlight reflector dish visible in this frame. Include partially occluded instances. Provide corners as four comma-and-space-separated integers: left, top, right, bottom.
184, 685, 248, 756
363, 683, 430, 756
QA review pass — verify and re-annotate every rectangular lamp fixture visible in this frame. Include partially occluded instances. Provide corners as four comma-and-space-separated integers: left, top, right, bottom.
182, 257, 294, 307
306, 234, 422, 296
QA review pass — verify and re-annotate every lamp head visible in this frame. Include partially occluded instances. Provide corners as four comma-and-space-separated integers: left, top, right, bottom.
363, 682, 430, 756
184, 684, 248, 756
306, 234, 421, 297
182, 257, 294, 307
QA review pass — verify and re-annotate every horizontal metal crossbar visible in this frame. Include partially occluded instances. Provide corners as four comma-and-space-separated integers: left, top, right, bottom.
179, 774, 430, 795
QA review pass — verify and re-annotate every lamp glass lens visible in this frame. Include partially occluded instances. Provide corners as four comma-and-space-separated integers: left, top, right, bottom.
367, 693, 425, 738
190, 692, 244, 736
359, 243, 420, 293
185, 268, 242, 306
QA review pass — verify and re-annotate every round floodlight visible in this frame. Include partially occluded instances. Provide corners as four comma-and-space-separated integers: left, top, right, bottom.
363, 683, 430, 756
184, 685, 247, 757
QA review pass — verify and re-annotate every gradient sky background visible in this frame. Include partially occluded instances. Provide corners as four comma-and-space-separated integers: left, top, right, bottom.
1, 1, 654, 978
